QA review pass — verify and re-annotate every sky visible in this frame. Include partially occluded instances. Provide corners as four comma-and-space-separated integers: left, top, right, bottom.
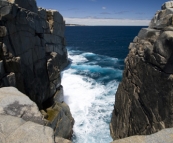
37, 0, 167, 26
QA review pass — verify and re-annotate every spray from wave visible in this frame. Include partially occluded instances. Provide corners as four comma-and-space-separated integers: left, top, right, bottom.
61, 48, 123, 143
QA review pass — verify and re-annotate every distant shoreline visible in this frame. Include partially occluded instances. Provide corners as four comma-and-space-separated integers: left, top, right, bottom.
66, 24, 85, 26
65, 24, 148, 27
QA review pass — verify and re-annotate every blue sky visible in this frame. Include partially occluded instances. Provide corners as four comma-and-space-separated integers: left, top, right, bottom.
37, 0, 167, 25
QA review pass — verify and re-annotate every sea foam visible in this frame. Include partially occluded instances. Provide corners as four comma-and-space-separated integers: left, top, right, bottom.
61, 48, 122, 143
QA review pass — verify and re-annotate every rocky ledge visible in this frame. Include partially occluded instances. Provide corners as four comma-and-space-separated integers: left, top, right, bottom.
0, 0, 73, 141
110, 1, 173, 141
112, 128, 173, 143
0, 87, 72, 143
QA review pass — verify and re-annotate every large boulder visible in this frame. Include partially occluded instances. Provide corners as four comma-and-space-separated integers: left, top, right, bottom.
162, 1, 173, 10
0, 87, 73, 143
45, 102, 74, 139
0, 87, 44, 124
110, 1, 173, 140
0, 115, 54, 143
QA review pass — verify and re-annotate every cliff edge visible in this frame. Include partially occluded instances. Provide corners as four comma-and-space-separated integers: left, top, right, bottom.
0, 0, 73, 140
110, 1, 173, 140
0, 0, 68, 108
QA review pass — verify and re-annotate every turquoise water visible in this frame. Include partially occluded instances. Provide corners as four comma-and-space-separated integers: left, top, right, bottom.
62, 26, 147, 143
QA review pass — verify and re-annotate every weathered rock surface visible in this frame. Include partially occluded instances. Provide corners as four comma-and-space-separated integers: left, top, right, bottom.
162, 1, 173, 10
0, 87, 44, 124
55, 137, 72, 143
110, 1, 173, 140
0, 114, 72, 143
45, 102, 74, 139
0, 87, 72, 143
0, 0, 73, 140
0, 0, 68, 108
0, 115, 54, 143
111, 128, 173, 143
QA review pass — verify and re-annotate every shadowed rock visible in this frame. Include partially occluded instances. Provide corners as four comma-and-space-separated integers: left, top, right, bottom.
0, 0, 73, 140
0, 0, 68, 108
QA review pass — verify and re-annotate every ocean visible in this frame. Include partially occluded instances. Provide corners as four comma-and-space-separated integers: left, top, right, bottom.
61, 26, 147, 143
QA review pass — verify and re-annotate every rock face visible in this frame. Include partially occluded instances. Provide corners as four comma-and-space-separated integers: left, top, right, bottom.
0, 0, 74, 140
110, 1, 173, 140
0, 0, 68, 108
0, 87, 72, 143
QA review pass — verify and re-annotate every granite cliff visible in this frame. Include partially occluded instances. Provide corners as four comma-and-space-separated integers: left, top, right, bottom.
110, 1, 173, 141
0, 0, 73, 141
0, 0, 67, 108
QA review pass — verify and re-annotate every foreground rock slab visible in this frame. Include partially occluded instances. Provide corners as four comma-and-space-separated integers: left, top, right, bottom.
0, 87, 44, 124
0, 114, 72, 143
0, 115, 54, 143
111, 128, 173, 143
0, 87, 72, 143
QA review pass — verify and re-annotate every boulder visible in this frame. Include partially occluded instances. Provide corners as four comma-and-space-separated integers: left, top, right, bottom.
45, 102, 74, 139
162, 1, 173, 10
0, 87, 44, 124
149, 8, 173, 29
0, 115, 54, 143
137, 28, 160, 43
0, 87, 73, 142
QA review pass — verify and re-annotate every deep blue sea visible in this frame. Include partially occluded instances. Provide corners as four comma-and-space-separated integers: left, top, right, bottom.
61, 26, 147, 143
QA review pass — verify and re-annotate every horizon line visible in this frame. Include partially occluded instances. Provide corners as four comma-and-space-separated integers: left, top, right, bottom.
64, 17, 150, 27
65, 24, 148, 26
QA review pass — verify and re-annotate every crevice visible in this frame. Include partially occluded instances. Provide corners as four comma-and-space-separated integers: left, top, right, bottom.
6, 27, 17, 56
35, 33, 43, 39
137, 96, 153, 125
42, 95, 55, 110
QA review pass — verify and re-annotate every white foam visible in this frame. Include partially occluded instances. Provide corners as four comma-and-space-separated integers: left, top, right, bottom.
62, 72, 118, 143
68, 54, 88, 63
61, 50, 120, 143
82, 52, 95, 56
